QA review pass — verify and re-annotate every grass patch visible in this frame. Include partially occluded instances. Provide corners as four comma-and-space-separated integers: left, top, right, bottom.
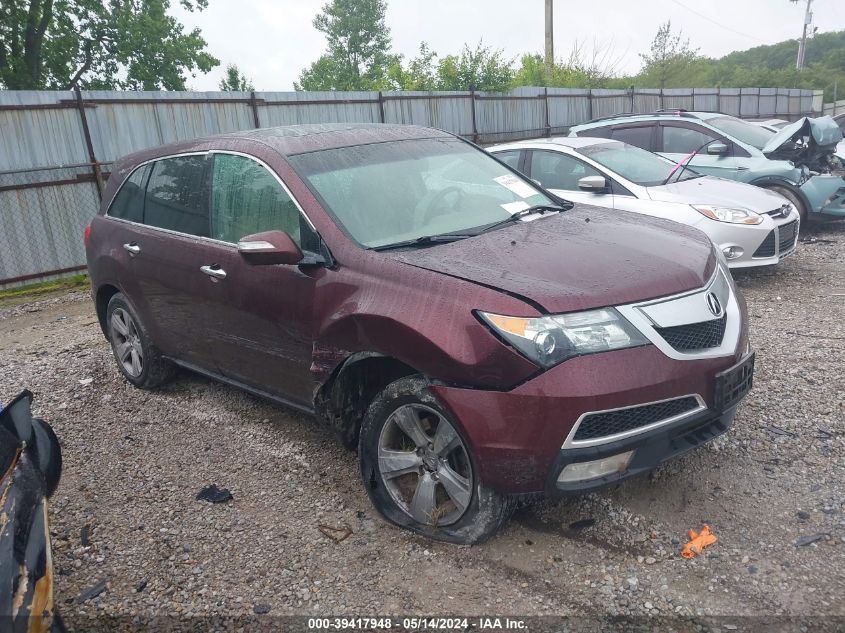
0, 274, 90, 307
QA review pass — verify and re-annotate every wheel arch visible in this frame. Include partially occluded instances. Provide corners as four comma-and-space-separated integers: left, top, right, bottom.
749, 176, 812, 217
94, 283, 122, 338
314, 352, 419, 450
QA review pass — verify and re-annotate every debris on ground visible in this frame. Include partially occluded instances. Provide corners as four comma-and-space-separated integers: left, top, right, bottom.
681, 525, 718, 559
76, 580, 107, 603
795, 534, 827, 547
318, 524, 353, 543
196, 484, 233, 504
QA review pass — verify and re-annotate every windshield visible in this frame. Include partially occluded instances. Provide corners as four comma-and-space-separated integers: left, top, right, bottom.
290, 138, 552, 248
707, 116, 775, 150
575, 142, 699, 186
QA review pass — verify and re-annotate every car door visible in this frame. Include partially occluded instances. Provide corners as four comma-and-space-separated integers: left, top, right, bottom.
658, 122, 739, 180
198, 151, 322, 406
526, 149, 615, 208
110, 153, 221, 371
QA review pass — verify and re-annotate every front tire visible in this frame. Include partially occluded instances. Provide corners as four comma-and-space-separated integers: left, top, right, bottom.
106, 293, 175, 389
359, 375, 513, 544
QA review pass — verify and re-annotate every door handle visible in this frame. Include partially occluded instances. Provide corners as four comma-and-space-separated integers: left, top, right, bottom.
200, 264, 227, 280
123, 242, 140, 256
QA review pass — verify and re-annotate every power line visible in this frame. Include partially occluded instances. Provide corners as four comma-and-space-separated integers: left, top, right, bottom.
665, 0, 767, 43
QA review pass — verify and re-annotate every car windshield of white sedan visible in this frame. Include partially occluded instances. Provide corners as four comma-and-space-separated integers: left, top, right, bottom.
290, 138, 552, 248
707, 116, 775, 150
576, 142, 699, 187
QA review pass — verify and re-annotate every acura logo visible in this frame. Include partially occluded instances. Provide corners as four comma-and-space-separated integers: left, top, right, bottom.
706, 292, 723, 317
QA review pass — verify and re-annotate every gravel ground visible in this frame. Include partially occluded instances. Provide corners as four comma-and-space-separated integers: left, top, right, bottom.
1, 223, 843, 631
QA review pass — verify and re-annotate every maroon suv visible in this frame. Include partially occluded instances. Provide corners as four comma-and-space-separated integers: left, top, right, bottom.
85, 124, 754, 543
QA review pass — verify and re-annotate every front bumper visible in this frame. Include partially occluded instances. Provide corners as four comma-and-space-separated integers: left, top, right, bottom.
548, 404, 736, 495
432, 343, 749, 494
709, 211, 800, 269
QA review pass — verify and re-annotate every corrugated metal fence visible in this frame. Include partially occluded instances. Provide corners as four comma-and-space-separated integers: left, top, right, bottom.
0, 86, 823, 288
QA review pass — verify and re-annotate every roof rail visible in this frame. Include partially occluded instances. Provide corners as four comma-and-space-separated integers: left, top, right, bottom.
583, 112, 646, 124
581, 109, 699, 125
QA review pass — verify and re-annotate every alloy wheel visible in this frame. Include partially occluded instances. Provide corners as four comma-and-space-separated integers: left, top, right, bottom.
111, 308, 144, 378
377, 404, 473, 526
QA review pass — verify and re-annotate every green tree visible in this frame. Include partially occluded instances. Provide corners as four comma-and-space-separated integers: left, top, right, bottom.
513, 44, 626, 89
638, 21, 701, 89
388, 42, 438, 91
0, 0, 219, 90
218, 63, 254, 91
295, 0, 393, 90
435, 42, 514, 92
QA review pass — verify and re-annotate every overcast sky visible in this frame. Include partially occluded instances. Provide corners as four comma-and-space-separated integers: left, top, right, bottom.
170, 0, 845, 91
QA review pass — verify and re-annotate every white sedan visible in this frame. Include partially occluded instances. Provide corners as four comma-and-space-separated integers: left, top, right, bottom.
488, 137, 801, 269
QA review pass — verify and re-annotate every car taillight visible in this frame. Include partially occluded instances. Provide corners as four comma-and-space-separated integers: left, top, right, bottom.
83, 223, 92, 248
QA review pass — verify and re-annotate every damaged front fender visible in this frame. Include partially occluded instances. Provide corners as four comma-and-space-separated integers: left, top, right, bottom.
0, 391, 65, 633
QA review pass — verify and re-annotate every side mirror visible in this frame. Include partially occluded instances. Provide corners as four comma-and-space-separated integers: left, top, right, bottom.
238, 230, 303, 265
707, 142, 729, 155
578, 175, 609, 193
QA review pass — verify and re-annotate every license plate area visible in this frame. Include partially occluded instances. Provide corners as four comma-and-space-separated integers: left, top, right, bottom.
714, 351, 755, 411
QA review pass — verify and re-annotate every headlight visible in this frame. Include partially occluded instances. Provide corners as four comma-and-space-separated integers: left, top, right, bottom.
692, 205, 763, 225
478, 308, 648, 368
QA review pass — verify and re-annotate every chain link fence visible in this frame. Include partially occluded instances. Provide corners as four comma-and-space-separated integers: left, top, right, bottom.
0, 165, 101, 288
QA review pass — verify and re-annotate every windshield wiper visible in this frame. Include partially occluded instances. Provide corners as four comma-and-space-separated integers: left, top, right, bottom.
662, 139, 715, 185
475, 204, 569, 235
371, 233, 474, 251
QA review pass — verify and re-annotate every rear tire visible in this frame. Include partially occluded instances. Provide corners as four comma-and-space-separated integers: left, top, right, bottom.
106, 293, 175, 389
767, 185, 808, 228
359, 375, 513, 544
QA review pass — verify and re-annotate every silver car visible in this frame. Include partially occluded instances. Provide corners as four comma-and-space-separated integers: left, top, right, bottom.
489, 137, 800, 269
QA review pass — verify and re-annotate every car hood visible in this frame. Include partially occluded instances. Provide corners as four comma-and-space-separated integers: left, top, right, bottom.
763, 116, 843, 171
646, 176, 790, 212
389, 205, 715, 314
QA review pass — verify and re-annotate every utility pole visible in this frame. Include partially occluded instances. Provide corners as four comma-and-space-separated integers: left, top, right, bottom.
793, 0, 813, 71
545, 0, 554, 81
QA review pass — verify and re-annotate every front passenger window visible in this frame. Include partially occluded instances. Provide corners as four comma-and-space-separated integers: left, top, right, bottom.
211, 154, 316, 249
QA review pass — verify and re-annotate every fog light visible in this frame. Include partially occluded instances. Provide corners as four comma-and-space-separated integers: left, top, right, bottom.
557, 450, 635, 484
722, 246, 743, 260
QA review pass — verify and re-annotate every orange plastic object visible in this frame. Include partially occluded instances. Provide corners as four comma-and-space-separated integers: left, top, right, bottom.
681, 524, 717, 559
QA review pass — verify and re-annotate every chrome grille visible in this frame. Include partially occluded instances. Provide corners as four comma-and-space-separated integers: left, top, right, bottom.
765, 204, 792, 218
655, 315, 727, 352
573, 396, 702, 442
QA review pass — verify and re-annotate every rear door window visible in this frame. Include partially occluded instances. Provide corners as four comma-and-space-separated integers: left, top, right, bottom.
108, 165, 150, 223
610, 125, 655, 150
660, 124, 719, 154
529, 150, 602, 190
210, 153, 317, 250
144, 155, 211, 237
